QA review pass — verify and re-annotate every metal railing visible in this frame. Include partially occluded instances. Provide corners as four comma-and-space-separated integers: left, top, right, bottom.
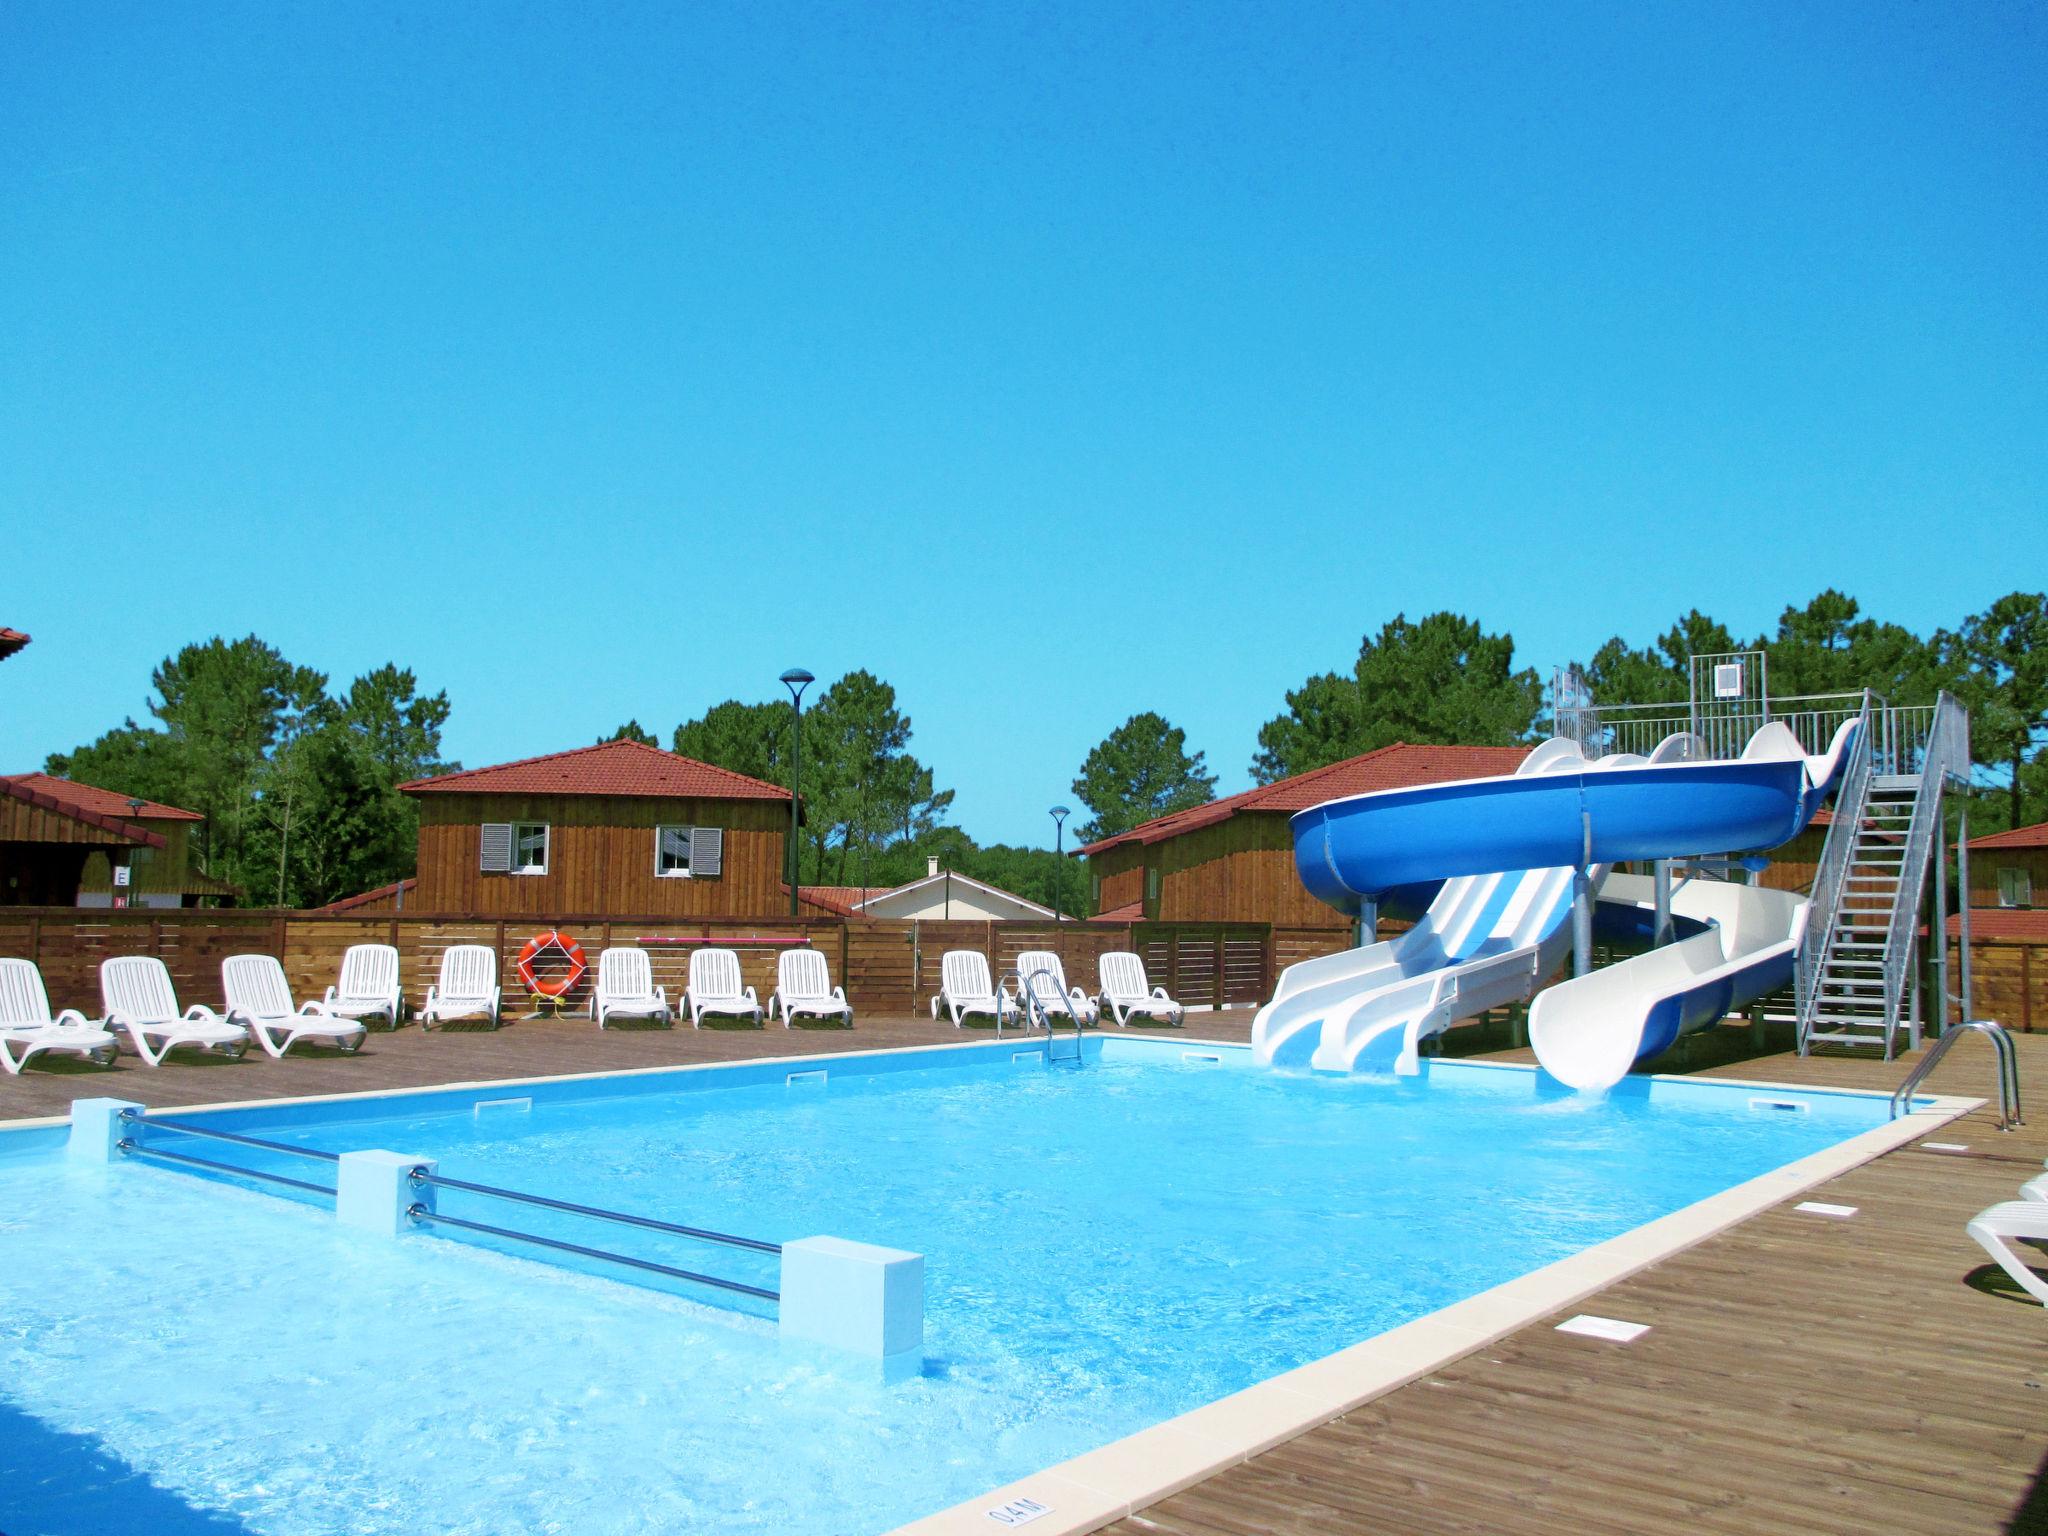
1888, 1019, 2022, 1130
1875, 693, 1972, 1040
1553, 686, 1874, 764
1794, 695, 1876, 1042
116, 1108, 340, 1198
994, 966, 1088, 1062
405, 1167, 782, 1301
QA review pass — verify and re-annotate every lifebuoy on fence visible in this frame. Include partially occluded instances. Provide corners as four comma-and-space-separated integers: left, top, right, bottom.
516, 930, 588, 998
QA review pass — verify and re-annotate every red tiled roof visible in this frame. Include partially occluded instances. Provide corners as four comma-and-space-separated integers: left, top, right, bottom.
400, 739, 791, 801
0, 628, 28, 661
4, 772, 201, 823
794, 885, 869, 916
1970, 821, 2048, 851
1946, 908, 2048, 941
317, 877, 417, 912
0, 776, 170, 848
1080, 742, 1534, 854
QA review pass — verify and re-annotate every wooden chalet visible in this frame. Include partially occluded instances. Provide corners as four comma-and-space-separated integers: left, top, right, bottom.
394, 739, 796, 918
0, 774, 234, 908
1968, 819, 2047, 910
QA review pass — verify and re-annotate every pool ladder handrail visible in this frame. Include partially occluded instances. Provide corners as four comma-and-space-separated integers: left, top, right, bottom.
995, 966, 1086, 1064
1888, 1019, 2022, 1129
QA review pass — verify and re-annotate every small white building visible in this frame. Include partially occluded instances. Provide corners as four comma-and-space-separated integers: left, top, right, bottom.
804, 859, 1057, 922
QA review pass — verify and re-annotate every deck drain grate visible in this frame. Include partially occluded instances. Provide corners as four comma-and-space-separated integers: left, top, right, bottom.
1795, 1201, 1858, 1218
1921, 1142, 1970, 1153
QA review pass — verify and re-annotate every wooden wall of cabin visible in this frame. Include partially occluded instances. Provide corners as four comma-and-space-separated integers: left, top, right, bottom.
1156, 813, 1348, 929
410, 794, 791, 917
1970, 846, 2047, 908
1088, 847, 1145, 916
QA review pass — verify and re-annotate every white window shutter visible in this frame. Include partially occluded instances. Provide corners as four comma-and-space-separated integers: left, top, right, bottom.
479, 823, 514, 873
690, 826, 723, 877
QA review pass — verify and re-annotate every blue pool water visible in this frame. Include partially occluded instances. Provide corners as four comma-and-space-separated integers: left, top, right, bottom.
0, 1039, 1890, 1535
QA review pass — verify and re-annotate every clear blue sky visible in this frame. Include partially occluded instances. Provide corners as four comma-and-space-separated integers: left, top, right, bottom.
3, 2, 2041, 846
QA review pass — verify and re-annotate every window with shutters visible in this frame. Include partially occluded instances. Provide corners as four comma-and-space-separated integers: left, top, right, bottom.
656, 824, 725, 879
479, 823, 514, 873
655, 825, 694, 878
511, 821, 549, 875
1998, 866, 2033, 908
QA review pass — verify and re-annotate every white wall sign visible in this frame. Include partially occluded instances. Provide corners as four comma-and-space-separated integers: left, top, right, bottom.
1713, 662, 1744, 699
112, 865, 132, 888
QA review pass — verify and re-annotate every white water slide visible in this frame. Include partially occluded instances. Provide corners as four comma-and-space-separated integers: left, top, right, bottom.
1527, 874, 1808, 1092
1249, 743, 1648, 1075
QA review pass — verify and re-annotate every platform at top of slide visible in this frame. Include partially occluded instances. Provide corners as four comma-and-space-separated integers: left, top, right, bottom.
1290, 719, 1857, 910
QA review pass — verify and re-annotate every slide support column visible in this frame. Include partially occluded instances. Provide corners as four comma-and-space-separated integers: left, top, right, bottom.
1572, 810, 1594, 979
1652, 860, 1674, 949
1355, 898, 1378, 949
1957, 807, 1974, 1022
1933, 818, 1950, 1038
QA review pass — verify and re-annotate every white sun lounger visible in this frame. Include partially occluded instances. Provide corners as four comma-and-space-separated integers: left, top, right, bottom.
770, 948, 853, 1028
591, 946, 671, 1028
324, 943, 403, 1029
1966, 1197, 2048, 1306
222, 955, 368, 1058
420, 944, 501, 1029
930, 950, 1016, 1028
99, 955, 249, 1066
1015, 950, 1097, 1027
1095, 951, 1185, 1028
686, 947, 761, 1027
0, 958, 118, 1074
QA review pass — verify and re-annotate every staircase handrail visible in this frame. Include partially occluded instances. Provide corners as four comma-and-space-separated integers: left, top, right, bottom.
1795, 691, 1876, 1046
1879, 692, 1972, 1032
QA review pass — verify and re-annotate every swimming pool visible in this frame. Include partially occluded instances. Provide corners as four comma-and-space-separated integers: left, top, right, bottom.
0, 1037, 1959, 1536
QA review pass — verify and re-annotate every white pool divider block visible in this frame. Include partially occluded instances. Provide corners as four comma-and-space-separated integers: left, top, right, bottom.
337, 1151, 436, 1236
779, 1235, 924, 1361
69, 1097, 146, 1162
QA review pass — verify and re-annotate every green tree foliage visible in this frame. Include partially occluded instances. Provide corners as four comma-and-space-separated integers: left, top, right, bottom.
672, 699, 790, 785
1253, 612, 1543, 782
1072, 712, 1216, 842
672, 674, 954, 886
1941, 592, 2048, 829
1582, 610, 1740, 707
1763, 590, 1936, 701
599, 720, 659, 747
46, 639, 455, 906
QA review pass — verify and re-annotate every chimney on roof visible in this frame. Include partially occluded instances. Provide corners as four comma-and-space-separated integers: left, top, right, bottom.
928, 856, 940, 878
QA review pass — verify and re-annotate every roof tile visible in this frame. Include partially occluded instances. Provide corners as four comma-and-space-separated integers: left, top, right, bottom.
400, 739, 791, 801
1081, 742, 1533, 853
2, 772, 203, 823
1969, 820, 2048, 851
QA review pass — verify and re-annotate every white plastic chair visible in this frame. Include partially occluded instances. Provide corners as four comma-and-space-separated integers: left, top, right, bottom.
421, 944, 501, 1029
0, 958, 118, 1074
1967, 1197, 2048, 1306
1015, 949, 1098, 1026
591, 947, 671, 1028
770, 948, 852, 1028
1095, 951, 1185, 1028
324, 943, 403, 1029
930, 950, 1016, 1028
222, 955, 368, 1058
686, 947, 761, 1027
99, 955, 249, 1066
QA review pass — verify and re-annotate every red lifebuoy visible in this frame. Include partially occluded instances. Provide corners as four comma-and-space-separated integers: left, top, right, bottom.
516, 930, 588, 998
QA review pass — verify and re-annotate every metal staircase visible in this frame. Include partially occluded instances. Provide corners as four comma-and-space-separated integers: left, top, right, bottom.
1795, 693, 1971, 1057
1552, 660, 1975, 1059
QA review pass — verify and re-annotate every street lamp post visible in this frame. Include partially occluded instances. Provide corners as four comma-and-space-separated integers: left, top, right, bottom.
1049, 805, 1071, 925
780, 668, 815, 918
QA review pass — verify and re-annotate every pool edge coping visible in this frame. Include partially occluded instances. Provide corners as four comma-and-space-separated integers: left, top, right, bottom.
882, 1083, 1984, 1536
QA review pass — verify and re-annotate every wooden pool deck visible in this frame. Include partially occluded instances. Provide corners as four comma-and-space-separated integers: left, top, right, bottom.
3, 1013, 2043, 1534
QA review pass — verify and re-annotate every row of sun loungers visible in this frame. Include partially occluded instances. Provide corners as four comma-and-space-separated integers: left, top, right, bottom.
931, 949, 1186, 1030
1, 943, 1186, 1076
